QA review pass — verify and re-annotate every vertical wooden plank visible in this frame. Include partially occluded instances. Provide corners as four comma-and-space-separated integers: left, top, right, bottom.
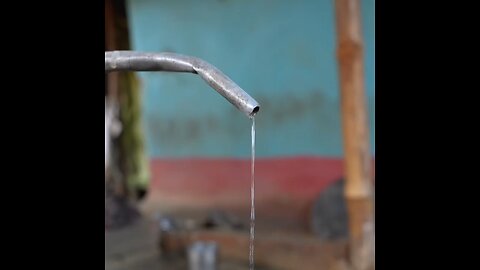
334, 0, 374, 269
105, 0, 126, 197
105, 0, 118, 100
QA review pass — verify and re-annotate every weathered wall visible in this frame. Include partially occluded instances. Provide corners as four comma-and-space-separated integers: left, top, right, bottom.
125, 0, 375, 227
126, 0, 374, 158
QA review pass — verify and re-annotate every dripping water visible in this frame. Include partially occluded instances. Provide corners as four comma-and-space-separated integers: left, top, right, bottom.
249, 117, 256, 270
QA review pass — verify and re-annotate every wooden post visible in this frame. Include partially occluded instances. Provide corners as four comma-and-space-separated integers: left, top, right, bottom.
105, 0, 150, 199
334, 0, 374, 269
105, 0, 126, 197
105, 0, 118, 101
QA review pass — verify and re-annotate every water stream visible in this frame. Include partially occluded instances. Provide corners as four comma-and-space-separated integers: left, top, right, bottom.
249, 117, 256, 270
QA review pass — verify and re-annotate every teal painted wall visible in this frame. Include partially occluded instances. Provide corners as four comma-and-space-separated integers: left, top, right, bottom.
126, 0, 374, 159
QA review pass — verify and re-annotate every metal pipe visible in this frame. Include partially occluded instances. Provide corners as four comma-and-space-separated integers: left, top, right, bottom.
105, 51, 260, 118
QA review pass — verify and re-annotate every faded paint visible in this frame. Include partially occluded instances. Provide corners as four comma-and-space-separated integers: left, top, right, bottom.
146, 156, 343, 230
126, 0, 375, 159
143, 156, 374, 229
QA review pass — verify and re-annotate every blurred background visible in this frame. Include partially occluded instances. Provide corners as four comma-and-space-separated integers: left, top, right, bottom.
105, 0, 374, 269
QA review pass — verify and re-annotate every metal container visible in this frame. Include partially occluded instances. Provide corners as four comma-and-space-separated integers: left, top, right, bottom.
188, 241, 218, 270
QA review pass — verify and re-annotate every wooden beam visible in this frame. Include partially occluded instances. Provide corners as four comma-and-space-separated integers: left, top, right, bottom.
161, 230, 349, 270
334, 0, 374, 269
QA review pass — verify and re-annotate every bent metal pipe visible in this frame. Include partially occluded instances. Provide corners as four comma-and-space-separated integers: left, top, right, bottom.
105, 51, 260, 118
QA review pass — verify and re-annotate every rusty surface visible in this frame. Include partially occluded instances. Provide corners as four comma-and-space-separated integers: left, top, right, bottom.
335, 0, 374, 269
335, 0, 372, 200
